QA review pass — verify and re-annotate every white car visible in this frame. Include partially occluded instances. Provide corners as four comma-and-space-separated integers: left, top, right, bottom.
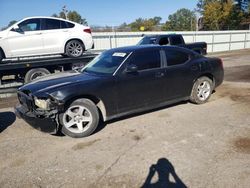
0, 16, 94, 61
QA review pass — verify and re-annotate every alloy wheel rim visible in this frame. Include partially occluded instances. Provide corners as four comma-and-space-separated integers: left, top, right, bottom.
63, 105, 93, 134
30, 72, 47, 81
197, 81, 211, 101
68, 42, 83, 57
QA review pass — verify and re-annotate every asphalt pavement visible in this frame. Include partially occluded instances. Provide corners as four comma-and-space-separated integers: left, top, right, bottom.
0, 49, 249, 188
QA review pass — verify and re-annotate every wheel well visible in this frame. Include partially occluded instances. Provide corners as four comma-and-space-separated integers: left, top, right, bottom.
64, 95, 107, 121
0, 47, 6, 58
200, 73, 214, 82
197, 73, 215, 88
64, 39, 85, 53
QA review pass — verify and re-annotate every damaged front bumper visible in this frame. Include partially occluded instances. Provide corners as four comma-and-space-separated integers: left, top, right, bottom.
14, 104, 59, 134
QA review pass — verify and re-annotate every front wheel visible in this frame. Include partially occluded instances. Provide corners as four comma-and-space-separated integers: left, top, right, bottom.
60, 99, 99, 138
190, 76, 213, 104
65, 40, 84, 58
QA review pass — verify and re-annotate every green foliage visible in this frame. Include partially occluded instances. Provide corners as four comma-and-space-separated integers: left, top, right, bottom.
129, 17, 162, 31
162, 8, 196, 31
1, 20, 17, 30
201, 0, 245, 30
67, 11, 87, 25
196, 0, 217, 13
7, 20, 17, 27
117, 22, 130, 31
52, 10, 87, 25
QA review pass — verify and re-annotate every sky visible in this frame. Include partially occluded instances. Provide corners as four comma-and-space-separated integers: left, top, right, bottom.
0, 0, 197, 28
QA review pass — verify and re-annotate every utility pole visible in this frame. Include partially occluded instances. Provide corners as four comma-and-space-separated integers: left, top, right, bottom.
191, 18, 193, 31
62, 5, 68, 20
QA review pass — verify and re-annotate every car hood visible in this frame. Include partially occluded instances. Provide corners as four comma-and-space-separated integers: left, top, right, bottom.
0, 30, 8, 39
19, 71, 100, 96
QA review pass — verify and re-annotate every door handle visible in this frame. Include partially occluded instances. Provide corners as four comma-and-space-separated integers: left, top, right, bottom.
63, 30, 69, 32
155, 72, 164, 78
35, 33, 42, 35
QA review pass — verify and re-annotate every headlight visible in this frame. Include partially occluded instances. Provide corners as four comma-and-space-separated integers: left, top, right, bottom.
34, 98, 50, 110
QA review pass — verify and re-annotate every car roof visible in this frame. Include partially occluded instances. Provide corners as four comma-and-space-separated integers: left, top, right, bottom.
20, 16, 78, 24
106, 45, 160, 53
142, 34, 182, 38
106, 45, 192, 54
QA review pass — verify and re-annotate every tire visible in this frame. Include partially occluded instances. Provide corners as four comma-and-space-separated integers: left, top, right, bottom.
65, 40, 85, 58
60, 98, 99, 138
190, 76, 213, 104
24, 68, 50, 83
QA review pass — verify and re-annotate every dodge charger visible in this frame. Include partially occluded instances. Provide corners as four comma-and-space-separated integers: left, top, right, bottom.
15, 45, 224, 138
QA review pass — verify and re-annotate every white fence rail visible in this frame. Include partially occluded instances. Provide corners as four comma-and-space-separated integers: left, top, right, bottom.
92, 30, 250, 53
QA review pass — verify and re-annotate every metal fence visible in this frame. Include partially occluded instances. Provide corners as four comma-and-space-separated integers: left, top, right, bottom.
92, 30, 250, 53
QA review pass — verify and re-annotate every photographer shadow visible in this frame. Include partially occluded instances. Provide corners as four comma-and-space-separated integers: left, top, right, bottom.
0, 112, 16, 133
141, 158, 187, 188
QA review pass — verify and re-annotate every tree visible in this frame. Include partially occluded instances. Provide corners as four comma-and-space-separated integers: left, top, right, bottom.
196, 0, 216, 13
223, 1, 244, 30
129, 17, 162, 31
129, 18, 144, 31
117, 22, 131, 31
202, 0, 244, 30
67, 11, 87, 25
196, 0, 231, 13
52, 10, 87, 25
1, 20, 17, 30
7, 20, 17, 27
162, 8, 197, 31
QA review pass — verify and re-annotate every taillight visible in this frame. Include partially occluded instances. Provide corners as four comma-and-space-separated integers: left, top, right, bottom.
219, 58, 223, 67
84, 28, 92, 34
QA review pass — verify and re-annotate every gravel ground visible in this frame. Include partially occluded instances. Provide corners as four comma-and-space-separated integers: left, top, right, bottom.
0, 50, 249, 188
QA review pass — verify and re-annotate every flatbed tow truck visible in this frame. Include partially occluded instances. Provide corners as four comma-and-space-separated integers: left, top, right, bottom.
0, 53, 97, 94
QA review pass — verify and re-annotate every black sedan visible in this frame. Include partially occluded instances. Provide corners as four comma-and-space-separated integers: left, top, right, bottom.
15, 45, 224, 138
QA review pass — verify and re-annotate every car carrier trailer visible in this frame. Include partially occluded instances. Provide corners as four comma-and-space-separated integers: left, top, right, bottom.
0, 54, 97, 94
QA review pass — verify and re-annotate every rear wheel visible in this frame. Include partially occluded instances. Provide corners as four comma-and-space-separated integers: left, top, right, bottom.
60, 99, 99, 138
190, 76, 213, 104
24, 68, 50, 83
65, 40, 84, 58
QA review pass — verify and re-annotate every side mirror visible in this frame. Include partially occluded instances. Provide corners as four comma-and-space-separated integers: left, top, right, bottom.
126, 64, 138, 73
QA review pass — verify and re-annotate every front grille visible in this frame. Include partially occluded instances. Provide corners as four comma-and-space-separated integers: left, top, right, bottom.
17, 91, 34, 111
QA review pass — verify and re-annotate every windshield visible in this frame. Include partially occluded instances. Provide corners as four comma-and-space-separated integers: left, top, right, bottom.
137, 36, 157, 45
82, 51, 130, 75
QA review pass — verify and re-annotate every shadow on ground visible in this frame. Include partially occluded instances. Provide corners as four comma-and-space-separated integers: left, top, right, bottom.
141, 158, 187, 188
0, 112, 16, 133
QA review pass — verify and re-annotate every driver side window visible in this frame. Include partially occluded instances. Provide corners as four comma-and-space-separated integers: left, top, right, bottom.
18, 19, 41, 32
128, 50, 161, 71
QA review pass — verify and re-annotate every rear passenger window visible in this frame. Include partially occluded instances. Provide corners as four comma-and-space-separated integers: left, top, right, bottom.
44, 19, 60, 30
159, 37, 169, 45
67, 22, 75, 28
60, 21, 67, 28
128, 50, 161, 71
61, 21, 75, 28
165, 49, 189, 66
